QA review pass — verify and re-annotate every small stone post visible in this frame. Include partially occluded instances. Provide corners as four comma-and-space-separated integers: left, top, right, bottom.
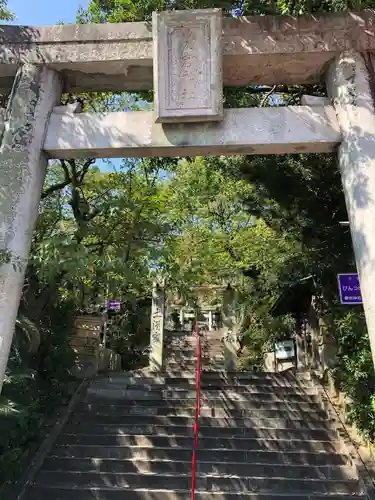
208, 310, 213, 331
308, 299, 320, 369
0, 64, 62, 392
222, 285, 238, 371
149, 281, 165, 371
294, 314, 306, 370
327, 51, 375, 369
179, 308, 184, 330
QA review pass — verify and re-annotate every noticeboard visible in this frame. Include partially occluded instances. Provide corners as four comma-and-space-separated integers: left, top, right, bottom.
275, 340, 295, 360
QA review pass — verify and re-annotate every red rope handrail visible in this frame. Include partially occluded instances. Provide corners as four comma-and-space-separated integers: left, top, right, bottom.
191, 319, 201, 500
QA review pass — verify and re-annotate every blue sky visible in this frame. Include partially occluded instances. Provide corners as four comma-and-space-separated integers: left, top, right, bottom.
8, 0, 88, 25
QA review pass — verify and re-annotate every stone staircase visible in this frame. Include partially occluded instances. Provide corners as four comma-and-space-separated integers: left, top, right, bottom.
164, 330, 225, 372
22, 331, 369, 500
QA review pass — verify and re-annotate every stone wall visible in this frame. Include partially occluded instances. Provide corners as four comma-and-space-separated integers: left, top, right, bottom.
70, 315, 121, 378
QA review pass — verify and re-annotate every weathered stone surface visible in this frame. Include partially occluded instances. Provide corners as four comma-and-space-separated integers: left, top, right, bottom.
300, 95, 331, 106
44, 105, 341, 159
52, 102, 82, 114
19, 368, 369, 500
153, 9, 222, 123
0, 64, 62, 392
0, 11, 374, 92
0, 108, 6, 138
327, 51, 375, 370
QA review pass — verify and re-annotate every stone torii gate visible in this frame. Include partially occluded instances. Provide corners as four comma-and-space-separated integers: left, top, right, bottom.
0, 9, 375, 388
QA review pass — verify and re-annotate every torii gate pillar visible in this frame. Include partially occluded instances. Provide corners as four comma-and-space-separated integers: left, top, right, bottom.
0, 64, 62, 392
327, 51, 375, 369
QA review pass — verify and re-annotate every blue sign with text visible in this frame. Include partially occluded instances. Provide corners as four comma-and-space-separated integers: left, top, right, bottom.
108, 300, 121, 311
337, 273, 362, 305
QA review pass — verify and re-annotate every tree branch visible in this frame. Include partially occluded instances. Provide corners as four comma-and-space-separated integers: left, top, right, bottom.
79, 159, 95, 183
41, 159, 72, 199
41, 179, 71, 199
60, 159, 71, 180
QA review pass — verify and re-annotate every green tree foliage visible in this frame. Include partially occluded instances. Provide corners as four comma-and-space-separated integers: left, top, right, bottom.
1, 155, 176, 484
161, 157, 304, 363
0, 0, 14, 20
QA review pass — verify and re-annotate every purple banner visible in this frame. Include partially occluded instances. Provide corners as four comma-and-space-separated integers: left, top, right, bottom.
337, 273, 362, 305
108, 300, 121, 311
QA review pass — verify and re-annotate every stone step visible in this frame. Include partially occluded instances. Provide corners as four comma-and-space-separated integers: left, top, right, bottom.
84, 389, 319, 404
165, 368, 226, 374
202, 367, 229, 372
167, 357, 224, 362
103, 374, 197, 384
62, 423, 337, 441
200, 357, 224, 362
100, 376, 198, 386
85, 388, 318, 403
104, 372, 312, 384
57, 434, 342, 453
164, 360, 225, 364
89, 383, 317, 395
41, 457, 357, 480
67, 414, 334, 430
164, 363, 195, 369
73, 405, 327, 419
165, 332, 195, 336
166, 332, 196, 338
164, 343, 198, 348
201, 348, 225, 352
167, 389, 317, 400
200, 347, 225, 351
33, 471, 363, 495
165, 354, 224, 360
165, 337, 197, 342
162, 358, 196, 363
164, 346, 198, 351
165, 345, 222, 351
97, 379, 313, 391
92, 378, 315, 391
201, 348, 223, 352
50, 445, 349, 465
79, 400, 323, 413
164, 358, 196, 363
85, 388, 165, 400
200, 371, 312, 382
24, 488, 369, 500
165, 346, 223, 353
200, 351, 224, 356
163, 367, 223, 372
164, 357, 225, 363
85, 388, 319, 411
164, 362, 225, 368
